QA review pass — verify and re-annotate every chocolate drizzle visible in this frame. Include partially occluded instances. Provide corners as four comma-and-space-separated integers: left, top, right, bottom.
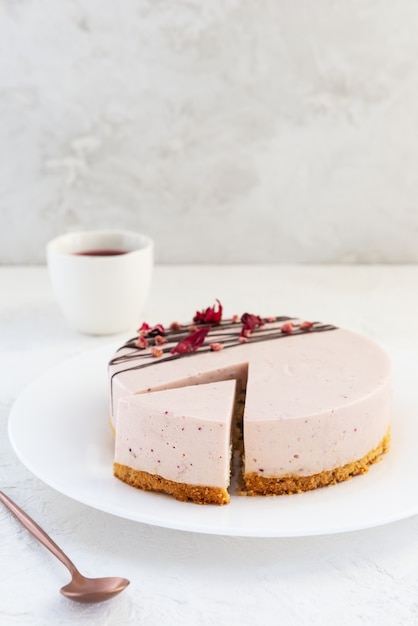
109, 316, 337, 382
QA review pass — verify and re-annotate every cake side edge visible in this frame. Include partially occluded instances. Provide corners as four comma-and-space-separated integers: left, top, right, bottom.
242, 429, 391, 496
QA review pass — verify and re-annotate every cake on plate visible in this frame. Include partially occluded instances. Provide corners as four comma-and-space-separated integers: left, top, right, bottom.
109, 301, 391, 505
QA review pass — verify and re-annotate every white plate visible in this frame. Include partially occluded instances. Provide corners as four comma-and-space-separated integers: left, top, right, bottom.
8, 345, 418, 537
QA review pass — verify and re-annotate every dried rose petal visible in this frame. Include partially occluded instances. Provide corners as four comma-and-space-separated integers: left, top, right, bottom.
135, 335, 149, 349
231, 314, 239, 323
137, 322, 150, 333
239, 336, 249, 343
299, 320, 314, 330
240, 312, 264, 336
188, 325, 197, 333
170, 326, 211, 355
155, 335, 168, 346
170, 321, 182, 331
193, 299, 223, 325
148, 323, 166, 337
151, 347, 164, 358
281, 322, 294, 334
210, 342, 223, 351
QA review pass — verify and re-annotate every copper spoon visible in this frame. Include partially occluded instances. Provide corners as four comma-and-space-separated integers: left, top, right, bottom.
0, 490, 130, 603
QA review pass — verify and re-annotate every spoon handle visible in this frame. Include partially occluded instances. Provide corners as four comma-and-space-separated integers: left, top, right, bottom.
0, 490, 79, 576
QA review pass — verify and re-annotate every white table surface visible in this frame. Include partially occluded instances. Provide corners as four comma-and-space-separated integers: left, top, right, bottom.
2, 264, 418, 626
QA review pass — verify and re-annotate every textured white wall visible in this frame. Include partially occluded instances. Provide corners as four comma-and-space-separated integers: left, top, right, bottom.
1, 0, 418, 264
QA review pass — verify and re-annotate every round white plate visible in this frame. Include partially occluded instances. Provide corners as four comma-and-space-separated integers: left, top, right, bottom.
8, 345, 418, 537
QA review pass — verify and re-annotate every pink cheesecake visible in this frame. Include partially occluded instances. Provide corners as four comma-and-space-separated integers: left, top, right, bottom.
109, 306, 391, 505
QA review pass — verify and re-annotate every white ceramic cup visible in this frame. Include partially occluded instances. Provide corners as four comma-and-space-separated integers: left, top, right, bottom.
46, 230, 154, 335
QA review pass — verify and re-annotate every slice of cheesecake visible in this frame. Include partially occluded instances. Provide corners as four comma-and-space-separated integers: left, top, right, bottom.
114, 379, 237, 505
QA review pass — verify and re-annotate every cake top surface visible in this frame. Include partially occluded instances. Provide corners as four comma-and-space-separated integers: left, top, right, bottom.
109, 301, 391, 423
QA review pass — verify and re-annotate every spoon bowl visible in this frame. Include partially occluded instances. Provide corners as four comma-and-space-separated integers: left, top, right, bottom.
60, 573, 130, 603
0, 490, 130, 603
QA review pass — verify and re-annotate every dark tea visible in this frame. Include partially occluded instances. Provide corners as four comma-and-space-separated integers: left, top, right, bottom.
74, 249, 128, 256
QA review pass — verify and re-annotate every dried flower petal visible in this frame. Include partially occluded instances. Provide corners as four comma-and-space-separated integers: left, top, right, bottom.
155, 335, 168, 346
300, 320, 314, 330
193, 299, 223, 325
239, 336, 249, 343
138, 322, 150, 333
240, 312, 264, 336
148, 324, 166, 337
170, 321, 182, 331
231, 314, 239, 323
135, 335, 149, 349
151, 347, 164, 358
210, 342, 223, 351
281, 322, 294, 334
171, 326, 211, 355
